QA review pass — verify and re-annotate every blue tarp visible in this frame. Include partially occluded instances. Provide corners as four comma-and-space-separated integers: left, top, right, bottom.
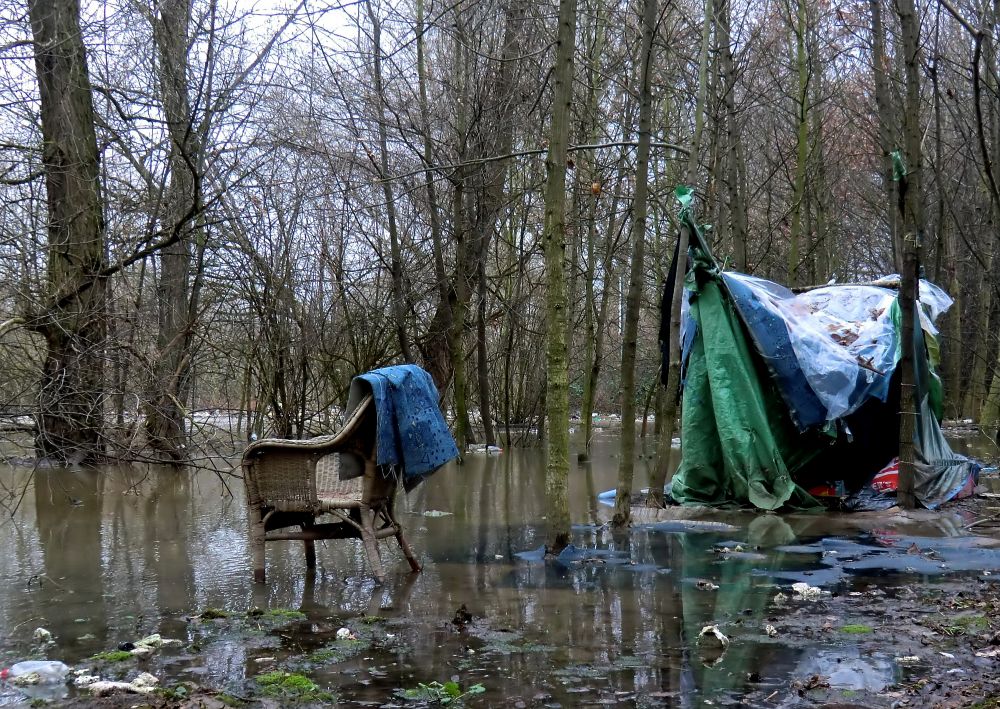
716, 273, 952, 430
346, 364, 458, 489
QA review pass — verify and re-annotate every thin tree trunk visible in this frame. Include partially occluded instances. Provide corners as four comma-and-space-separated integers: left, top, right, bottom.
577, 2, 607, 462
415, 0, 452, 394
895, 0, 923, 509
451, 181, 474, 450
366, 0, 412, 362
980, 0, 1000, 428
542, 0, 578, 552
964, 237, 994, 419
477, 255, 495, 443
612, 0, 656, 528
870, 0, 900, 270
787, 0, 810, 286
647, 0, 712, 506
719, 0, 747, 270
145, 0, 202, 462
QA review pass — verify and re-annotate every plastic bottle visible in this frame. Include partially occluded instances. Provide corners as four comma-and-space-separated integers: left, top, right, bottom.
2, 660, 71, 684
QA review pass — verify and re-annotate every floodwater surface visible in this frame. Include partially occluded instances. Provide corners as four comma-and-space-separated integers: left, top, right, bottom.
0, 433, 999, 707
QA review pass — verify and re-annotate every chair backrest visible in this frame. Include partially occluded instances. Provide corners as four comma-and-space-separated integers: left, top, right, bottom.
243, 396, 390, 513
243, 446, 320, 512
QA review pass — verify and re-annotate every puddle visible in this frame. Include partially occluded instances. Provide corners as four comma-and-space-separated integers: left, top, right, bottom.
0, 432, 998, 706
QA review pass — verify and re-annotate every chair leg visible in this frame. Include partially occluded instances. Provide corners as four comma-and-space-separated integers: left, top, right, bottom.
302, 529, 316, 570
359, 505, 387, 585
395, 528, 422, 573
385, 506, 421, 573
250, 509, 266, 584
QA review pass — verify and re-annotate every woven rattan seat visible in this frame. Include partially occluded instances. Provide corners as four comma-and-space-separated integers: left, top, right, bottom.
242, 395, 420, 584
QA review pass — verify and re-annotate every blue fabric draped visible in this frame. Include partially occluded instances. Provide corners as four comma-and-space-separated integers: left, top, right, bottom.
346, 364, 458, 489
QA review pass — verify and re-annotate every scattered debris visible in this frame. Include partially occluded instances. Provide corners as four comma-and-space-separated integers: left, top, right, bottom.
791, 674, 830, 694
791, 582, 822, 600
698, 625, 729, 648
87, 672, 159, 697
3, 660, 70, 684
697, 625, 730, 666
695, 580, 720, 591
452, 604, 473, 628
764, 624, 778, 637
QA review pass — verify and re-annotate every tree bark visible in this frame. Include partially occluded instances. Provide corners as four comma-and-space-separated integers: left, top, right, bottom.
577, 2, 608, 461
718, 0, 747, 270
787, 0, 810, 286
870, 0, 901, 270
29, 0, 108, 464
611, 0, 656, 528
542, 0, 578, 552
366, 0, 413, 363
145, 0, 202, 462
895, 0, 923, 509
647, 0, 711, 506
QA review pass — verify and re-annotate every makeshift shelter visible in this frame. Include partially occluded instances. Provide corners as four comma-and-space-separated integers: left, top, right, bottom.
662, 194, 979, 512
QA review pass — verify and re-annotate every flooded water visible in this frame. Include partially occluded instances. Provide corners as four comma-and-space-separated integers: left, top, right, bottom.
0, 432, 998, 707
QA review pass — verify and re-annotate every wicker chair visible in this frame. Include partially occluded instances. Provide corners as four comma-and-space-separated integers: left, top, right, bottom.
242, 395, 421, 584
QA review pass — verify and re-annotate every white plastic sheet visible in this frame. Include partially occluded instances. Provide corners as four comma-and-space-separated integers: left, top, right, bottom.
723, 273, 951, 423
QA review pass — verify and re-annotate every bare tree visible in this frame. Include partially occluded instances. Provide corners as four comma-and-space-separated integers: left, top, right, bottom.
27, 0, 108, 463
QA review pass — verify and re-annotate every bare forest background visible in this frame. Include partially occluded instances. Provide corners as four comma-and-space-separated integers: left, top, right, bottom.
1, 0, 999, 483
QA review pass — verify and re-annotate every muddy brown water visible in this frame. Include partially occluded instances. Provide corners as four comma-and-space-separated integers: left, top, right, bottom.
0, 433, 998, 707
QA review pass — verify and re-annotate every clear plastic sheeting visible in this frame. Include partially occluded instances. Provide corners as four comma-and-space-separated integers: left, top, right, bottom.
860, 274, 954, 334
721, 273, 952, 425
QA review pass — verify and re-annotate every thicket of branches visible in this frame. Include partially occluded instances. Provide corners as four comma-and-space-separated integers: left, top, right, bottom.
0, 0, 998, 464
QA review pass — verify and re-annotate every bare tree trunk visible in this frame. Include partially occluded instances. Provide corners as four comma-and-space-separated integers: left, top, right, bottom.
577, 1, 607, 462
366, 0, 412, 363
980, 1, 1000, 428
964, 241, 994, 419
718, 0, 747, 270
870, 0, 900, 270
811, 69, 830, 281
451, 181, 474, 450
415, 0, 451, 394
611, 0, 656, 528
895, 0, 923, 509
145, 0, 202, 462
28, 0, 108, 463
542, 0, 578, 552
787, 0, 810, 286
648, 0, 711, 505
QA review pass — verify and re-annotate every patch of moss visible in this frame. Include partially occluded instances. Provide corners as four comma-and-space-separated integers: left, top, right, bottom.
954, 615, 989, 629
263, 608, 306, 620
255, 671, 333, 702
360, 615, 385, 624
90, 650, 133, 662
215, 693, 243, 707
308, 637, 366, 665
969, 698, 1000, 709
199, 608, 232, 620
155, 685, 191, 701
840, 624, 873, 634
246, 607, 306, 622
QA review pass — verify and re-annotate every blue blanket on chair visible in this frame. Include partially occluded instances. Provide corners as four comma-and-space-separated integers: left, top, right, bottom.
346, 364, 459, 488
